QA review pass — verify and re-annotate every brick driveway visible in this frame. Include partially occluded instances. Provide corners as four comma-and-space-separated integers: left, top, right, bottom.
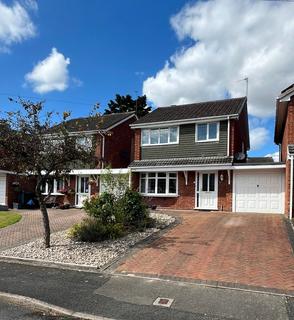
0, 208, 85, 250
117, 211, 294, 293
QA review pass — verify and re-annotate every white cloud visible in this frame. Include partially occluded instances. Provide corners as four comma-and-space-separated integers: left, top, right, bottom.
265, 151, 279, 162
0, 1, 36, 52
25, 48, 71, 94
143, 0, 294, 118
250, 127, 270, 151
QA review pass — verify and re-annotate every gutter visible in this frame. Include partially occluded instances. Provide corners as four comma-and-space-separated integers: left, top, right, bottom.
98, 132, 105, 169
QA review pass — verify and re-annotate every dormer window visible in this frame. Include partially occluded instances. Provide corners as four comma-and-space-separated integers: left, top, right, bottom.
141, 127, 179, 146
196, 122, 219, 142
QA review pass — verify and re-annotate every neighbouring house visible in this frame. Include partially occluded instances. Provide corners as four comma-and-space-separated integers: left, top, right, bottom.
0, 167, 36, 210
129, 97, 286, 214
42, 112, 137, 208
275, 83, 294, 219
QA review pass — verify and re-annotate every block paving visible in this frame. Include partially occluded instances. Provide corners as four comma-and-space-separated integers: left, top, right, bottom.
117, 211, 294, 293
0, 208, 85, 250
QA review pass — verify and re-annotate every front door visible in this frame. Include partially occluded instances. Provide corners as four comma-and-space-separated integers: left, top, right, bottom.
196, 172, 218, 210
75, 176, 90, 208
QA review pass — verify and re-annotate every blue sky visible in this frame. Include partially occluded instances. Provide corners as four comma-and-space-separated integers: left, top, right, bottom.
1, 0, 294, 159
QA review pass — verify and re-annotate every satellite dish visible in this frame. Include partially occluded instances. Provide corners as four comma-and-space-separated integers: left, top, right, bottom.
234, 152, 246, 161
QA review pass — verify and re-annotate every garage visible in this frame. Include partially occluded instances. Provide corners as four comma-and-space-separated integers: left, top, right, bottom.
233, 169, 285, 214
0, 173, 7, 205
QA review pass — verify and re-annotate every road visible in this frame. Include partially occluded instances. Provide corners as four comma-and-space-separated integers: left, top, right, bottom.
0, 261, 293, 320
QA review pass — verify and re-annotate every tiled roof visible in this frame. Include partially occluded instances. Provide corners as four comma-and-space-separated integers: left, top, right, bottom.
50, 112, 135, 133
129, 157, 233, 168
133, 97, 246, 126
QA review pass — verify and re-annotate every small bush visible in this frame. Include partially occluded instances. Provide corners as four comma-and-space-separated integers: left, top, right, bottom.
117, 189, 152, 228
83, 193, 115, 224
68, 218, 124, 242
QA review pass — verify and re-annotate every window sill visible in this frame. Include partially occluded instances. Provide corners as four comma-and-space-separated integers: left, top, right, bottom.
195, 140, 219, 143
141, 142, 179, 147
141, 193, 178, 198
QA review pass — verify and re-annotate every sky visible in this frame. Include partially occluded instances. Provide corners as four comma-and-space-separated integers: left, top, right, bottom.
1, 0, 294, 160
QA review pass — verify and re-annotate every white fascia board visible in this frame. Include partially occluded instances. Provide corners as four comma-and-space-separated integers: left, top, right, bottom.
277, 89, 294, 102
130, 114, 239, 129
69, 168, 129, 175
232, 164, 286, 170
130, 165, 233, 172
0, 170, 13, 174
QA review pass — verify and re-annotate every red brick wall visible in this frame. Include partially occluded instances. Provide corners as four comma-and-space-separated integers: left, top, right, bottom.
103, 117, 135, 168
280, 99, 294, 216
230, 106, 249, 158
6, 174, 36, 208
218, 170, 233, 211
133, 129, 141, 161
131, 171, 232, 211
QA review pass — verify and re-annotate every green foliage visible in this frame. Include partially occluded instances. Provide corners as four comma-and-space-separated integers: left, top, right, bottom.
104, 94, 151, 118
83, 192, 115, 224
68, 218, 124, 242
70, 170, 154, 242
117, 189, 150, 228
100, 167, 129, 200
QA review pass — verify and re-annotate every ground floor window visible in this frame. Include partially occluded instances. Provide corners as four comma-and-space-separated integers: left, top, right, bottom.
41, 178, 65, 195
139, 172, 177, 196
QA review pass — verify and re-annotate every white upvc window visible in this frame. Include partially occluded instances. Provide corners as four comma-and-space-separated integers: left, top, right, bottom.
76, 136, 92, 150
139, 172, 178, 196
196, 122, 219, 142
41, 178, 65, 195
141, 127, 179, 146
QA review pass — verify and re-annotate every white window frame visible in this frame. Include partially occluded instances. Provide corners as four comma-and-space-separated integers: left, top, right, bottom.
139, 172, 178, 197
195, 122, 219, 142
141, 127, 179, 146
76, 136, 93, 150
42, 178, 65, 195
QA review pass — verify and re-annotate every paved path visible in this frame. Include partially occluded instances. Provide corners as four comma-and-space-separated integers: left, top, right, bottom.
116, 211, 294, 294
0, 209, 85, 250
0, 261, 292, 320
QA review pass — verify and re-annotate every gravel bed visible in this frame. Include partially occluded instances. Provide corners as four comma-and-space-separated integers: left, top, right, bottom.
0, 212, 175, 268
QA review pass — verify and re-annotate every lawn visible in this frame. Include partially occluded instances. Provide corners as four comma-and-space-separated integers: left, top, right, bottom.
0, 211, 22, 228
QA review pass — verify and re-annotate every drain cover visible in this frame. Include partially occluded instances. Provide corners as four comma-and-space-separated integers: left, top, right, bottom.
153, 297, 174, 308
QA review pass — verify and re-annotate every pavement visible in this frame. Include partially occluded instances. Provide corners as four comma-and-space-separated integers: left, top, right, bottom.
0, 208, 85, 250
116, 211, 294, 294
0, 261, 293, 320
0, 299, 77, 320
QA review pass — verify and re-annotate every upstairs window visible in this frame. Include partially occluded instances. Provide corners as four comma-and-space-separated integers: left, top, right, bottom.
76, 136, 92, 150
141, 127, 179, 146
196, 122, 219, 142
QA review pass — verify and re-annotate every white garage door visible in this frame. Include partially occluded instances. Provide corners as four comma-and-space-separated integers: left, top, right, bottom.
234, 170, 284, 214
0, 174, 7, 205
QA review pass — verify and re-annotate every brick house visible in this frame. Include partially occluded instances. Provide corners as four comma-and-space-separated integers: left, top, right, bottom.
45, 112, 137, 208
0, 112, 137, 209
275, 83, 294, 218
129, 97, 286, 214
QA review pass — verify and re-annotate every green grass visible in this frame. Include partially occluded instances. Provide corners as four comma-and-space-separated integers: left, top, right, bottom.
0, 211, 22, 228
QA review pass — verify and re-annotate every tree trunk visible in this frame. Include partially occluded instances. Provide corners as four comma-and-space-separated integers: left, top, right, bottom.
36, 189, 51, 248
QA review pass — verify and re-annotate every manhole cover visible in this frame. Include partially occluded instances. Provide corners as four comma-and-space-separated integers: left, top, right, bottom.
153, 297, 174, 308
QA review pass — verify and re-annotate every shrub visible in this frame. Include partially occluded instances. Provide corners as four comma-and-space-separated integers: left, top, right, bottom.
117, 189, 152, 229
83, 193, 115, 224
68, 218, 124, 242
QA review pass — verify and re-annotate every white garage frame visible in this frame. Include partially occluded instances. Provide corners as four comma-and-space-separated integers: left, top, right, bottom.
232, 167, 285, 214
